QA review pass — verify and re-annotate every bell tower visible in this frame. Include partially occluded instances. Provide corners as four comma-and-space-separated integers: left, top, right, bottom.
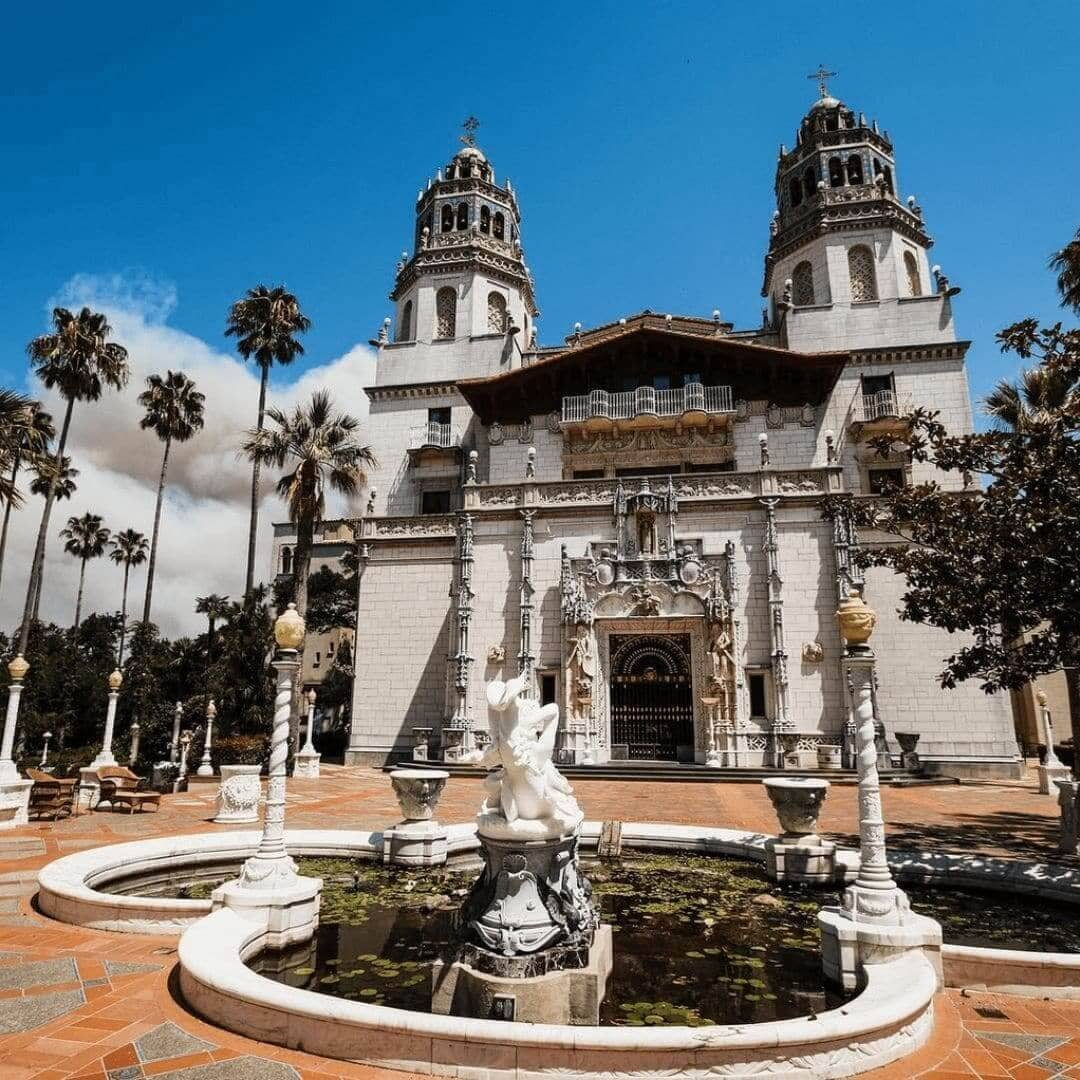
763, 72, 957, 351
389, 119, 538, 354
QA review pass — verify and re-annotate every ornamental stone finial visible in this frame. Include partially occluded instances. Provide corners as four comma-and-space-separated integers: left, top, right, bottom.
108, 669, 123, 691
836, 590, 876, 647
274, 603, 306, 651
7, 654, 28, 682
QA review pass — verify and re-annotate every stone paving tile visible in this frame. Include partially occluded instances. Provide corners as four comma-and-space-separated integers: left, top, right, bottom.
0, 957, 77, 990
135, 1023, 216, 1064
0, 987, 85, 1035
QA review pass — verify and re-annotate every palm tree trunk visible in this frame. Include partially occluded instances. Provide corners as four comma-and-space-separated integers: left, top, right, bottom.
118, 564, 130, 664
244, 363, 270, 598
142, 436, 171, 626
0, 453, 20, 595
19, 398, 75, 654
31, 546, 44, 623
208, 616, 216, 662
74, 557, 87, 632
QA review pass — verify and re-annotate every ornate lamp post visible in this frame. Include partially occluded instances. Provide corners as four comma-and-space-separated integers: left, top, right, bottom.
176, 731, 192, 791
40, 731, 52, 770
91, 670, 123, 768
197, 700, 216, 778
294, 687, 321, 778
169, 701, 182, 763
0, 655, 29, 782
818, 590, 942, 989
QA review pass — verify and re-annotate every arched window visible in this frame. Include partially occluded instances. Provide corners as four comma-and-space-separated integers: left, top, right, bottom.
435, 287, 456, 340
397, 300, 413, 342
789, 176, 803, 208
903, 251, 922, 297
828, 156, 845, 187
440, 204, 454, 232
848, 245, 878, 302
480, 205, 490, 233
487, 292, 507, 333
493, 211, 505, 240
845, 155, 864, 185
281, 546, 293, 575
456, 203, 468, 230
792, 261, 815, 306
881, 165, 894, 194
803, 166, 817, 197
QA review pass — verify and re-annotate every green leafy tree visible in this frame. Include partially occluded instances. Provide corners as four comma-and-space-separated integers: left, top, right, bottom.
272, 564, 356, 632
242, 390, 373, 624
0, 400, 52, 594
137, 371, 205, 625
59, 512, 109, 631
194, 592, 231, 661
109, 528, 148, 663
225, 285, 311, 598
1050, 226, 1080, 314
21, 307, 128, 654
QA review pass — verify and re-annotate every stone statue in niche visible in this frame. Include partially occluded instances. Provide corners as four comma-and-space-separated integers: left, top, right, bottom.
566, 626, 596, 710
708, 626, 736, 688
636, 506, 658, 556
478, 673, 584, 839
629, 583, 662, 617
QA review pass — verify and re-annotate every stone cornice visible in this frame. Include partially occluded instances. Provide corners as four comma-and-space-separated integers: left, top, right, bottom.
364, 381, 460, 402
848, 341, 970, 366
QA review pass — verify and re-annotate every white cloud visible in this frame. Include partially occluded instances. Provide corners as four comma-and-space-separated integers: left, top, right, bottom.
1, 272, 376, 639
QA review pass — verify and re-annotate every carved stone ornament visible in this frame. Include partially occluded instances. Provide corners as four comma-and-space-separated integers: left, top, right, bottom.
802, 641, 825, 663
487, 421, 505, 445
487, 645, 506, 663
836, 590, 877, 646
213, 764, 261, 824
763, 777, 830, 839
390, 769, 449, 822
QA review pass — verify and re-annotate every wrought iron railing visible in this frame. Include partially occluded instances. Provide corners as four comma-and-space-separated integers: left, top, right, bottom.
409, 422, 460, 450
858, 390, 912, 422
561, 383, 734, 424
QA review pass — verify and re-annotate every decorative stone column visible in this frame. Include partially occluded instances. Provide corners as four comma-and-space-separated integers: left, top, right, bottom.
1055, 777, 1080, 856
39, 731, 52, 770
175, 731, 192, 792
702, 696, 722, 767
197, 701, 216, 777
294, 689, 321, 778
213, 604, 321, 948
819, 591, 942, 990
170, 701, 182, 763
214, 764, 262, 824
383, 768, 450, 865
763, 776, 836, 883
0, 655, 32, 827
1037, 691, 1070, 795
128, 722, 141, 768
91, 670, 122, 768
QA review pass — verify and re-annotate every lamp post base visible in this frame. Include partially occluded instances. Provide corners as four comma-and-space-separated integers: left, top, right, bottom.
212, 873, 321, 951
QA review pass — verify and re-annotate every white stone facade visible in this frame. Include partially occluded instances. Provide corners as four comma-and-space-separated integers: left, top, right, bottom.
271, 95, 1019, 778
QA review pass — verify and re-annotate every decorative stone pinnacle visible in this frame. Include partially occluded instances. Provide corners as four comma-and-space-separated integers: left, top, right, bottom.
7, 654, 28, 682
307, 688, 317, 705
274, 603, 306, 651
108, 669, 123, 691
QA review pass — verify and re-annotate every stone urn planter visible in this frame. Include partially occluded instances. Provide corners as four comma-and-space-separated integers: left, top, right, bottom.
764, 777, 830, 840
213, 764, 262, 824
386, 769, 451, 867
816, 744, 842, 769
390, 768, 449, 821
894, 732, 921, 771
762, 777, 835, 884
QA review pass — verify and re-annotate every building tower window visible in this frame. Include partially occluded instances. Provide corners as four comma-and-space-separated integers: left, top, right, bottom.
803, 165, 817, 197
397, 300, 413, 342
456, 203, 468, 230
493, 211, 505, 240
440, 204, 454, 232
480, 205, 490, 233
845, 155, 864, 185
828, 156, 845, 187
848, 245, 878, 302
789, 176, 803, 208
903, 251, 922, 297
791, 261, 815, 306
487, 291, 507, 333
281, 546, 293, 575
435, 287, 456, 340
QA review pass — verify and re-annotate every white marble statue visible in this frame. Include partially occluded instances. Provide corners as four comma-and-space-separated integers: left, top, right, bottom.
478, 673, 583, 839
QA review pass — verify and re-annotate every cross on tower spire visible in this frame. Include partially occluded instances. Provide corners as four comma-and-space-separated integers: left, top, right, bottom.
460, 116, 480, 148
807, 65, 838, 98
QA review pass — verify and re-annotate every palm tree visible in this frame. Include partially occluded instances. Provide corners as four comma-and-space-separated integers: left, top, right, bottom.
984, 366, 1078, 431
21, 308, 128, 653
0, 399, 52, 594
195, 593, 231, 661
60, 512, 110, 631
109, 529, 149, 663
28, 455, 79, 622
137, 371, 205, 626
242, 390, 374, 622
226, 285, 311, 598
1050, 227, 1080, 314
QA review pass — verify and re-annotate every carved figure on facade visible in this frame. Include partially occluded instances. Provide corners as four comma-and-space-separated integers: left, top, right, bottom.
628, 583, 662, 617
802, 641, 825, 663
566, 625, 596, 717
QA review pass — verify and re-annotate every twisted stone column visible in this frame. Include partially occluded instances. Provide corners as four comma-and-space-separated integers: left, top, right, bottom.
0, 656, 28, 782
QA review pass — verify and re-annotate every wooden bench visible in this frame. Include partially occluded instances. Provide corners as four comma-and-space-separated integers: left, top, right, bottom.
26, 768, 75, 820
96, 767, 161, 814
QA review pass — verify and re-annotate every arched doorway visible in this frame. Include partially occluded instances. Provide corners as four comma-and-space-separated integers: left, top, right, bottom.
609, 634, 694, 761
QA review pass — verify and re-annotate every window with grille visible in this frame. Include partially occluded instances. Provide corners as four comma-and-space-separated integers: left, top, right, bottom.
421, 489, 451, 514
487, 291, 507, 333
848, 245, 878, 301
868, 468, 904, 495
904, 251, 922, 297
792, 261, 815, 306
435, 287, 456, 340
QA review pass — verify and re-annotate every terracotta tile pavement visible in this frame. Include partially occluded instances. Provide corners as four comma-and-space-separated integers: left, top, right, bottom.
0, 763, 1072, 1078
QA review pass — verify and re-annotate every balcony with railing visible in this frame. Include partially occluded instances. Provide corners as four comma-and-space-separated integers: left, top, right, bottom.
561, 382, 735, 433
850, 389, 913, 438
409, 422, 461, 451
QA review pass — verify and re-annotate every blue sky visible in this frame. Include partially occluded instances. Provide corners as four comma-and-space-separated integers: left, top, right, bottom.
3, 2, 1077, 407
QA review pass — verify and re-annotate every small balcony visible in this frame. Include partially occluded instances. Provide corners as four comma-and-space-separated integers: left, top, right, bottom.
561, 382, 735, 434
409, 422, 461, 451
850, 390, 913, 439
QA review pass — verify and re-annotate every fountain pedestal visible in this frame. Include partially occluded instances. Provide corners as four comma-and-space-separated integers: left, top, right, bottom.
763, 777, 837, 884
383, 769, 449, 867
